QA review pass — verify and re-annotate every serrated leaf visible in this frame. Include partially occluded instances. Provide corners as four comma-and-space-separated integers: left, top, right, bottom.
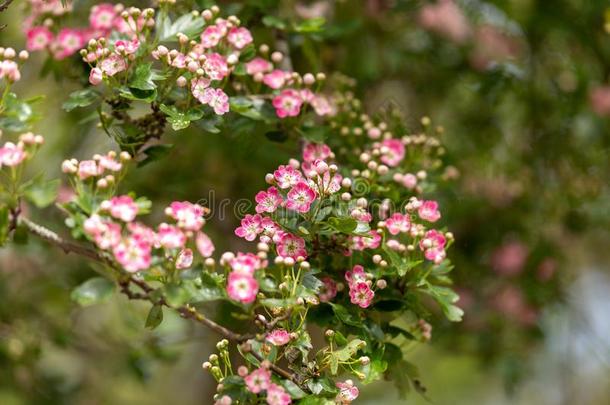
160, 13, 205, 41
62, 88, 99, 111
22, 175, 60, 208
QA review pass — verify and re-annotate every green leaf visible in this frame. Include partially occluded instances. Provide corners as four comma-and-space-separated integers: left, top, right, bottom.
160, 13, 205, 41
301, 126, 329, 143
71, 277, 115, 306
279, 380, 307, 399
265, 130, 289, 143
0, 93, 40, 131
145, 304, 164, 329
118, 86, 157, 103
293, 17, 326, 33
330, 303, 362, 327
22, 174, 60, 208
129, 63, 157, 91
421, 285, 464, 322
262, 15, 287, 30
298, 397, 334, 405
327, 217, 357, 234
62, 88, 99, 111
159, 104, 204, 131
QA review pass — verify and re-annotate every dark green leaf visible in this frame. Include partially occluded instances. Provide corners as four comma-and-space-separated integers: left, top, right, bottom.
62, 88, 99, 111
145, 304, 163, 329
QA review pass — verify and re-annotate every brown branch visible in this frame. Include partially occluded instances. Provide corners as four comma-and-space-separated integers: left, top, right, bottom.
0, 0, 14, 31
19, 216, 300, 385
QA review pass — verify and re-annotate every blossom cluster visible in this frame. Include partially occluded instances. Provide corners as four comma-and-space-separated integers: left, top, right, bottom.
0, 48, 29, 84
61, 151, 214, 273
0, 132, 44, 169
24, 2, 153, 60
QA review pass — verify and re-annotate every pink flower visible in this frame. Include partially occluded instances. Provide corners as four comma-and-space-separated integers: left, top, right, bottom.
114, 38, 140, 55
26, 26, 53, 51
266, 383, 291, 405
302, 142, 331, 162
273, 165, 303, 189
319, 277, 337, 302
273, 89, 303, 118
156, 223, 186, 249
276, 233, 307, 259
261, 217, 281, 238
311, 95, 334, 116
0, 142, 26, 167
244, 367, 271, 394
175, 248, 194, 269
196, 231, 215, 257
100, 54, 127, 76
255, 186, 283, 213
230, 252, 264, 275
227, 272, 258, 304
263, 69, 287, 89
266, 329, 291, 346
345, 265, 367, 287
349, 282, 374, 308
418, 200, 441, 222
246, 57, 273, 75
84, 215, 121, 250
89, 3, 116, 31
419, 229, 447, 264
235, 214, 263, 241
166, 201, 205, 231
101, 195, 139, 222
204, 53, 229, 80
97, 153, 122, 172
336, 380, 360, 404
286, 182, 316, 213
77, 160, 100, 179
401, 173, 417, 189
53, 28, 84, 59
191, 77, 211, 102
590, 86, 610, 116
227, 27, 253, 49
199, 87, 230, 115
385, 213, 411, 235
201, 25, 224, 48
127, 222, 156, 245
380, 139, 405, 167
113, 236, 152, 272
89, 67, 103, 85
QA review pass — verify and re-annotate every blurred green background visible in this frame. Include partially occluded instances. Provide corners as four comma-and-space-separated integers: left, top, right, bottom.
1, 0, 610, 404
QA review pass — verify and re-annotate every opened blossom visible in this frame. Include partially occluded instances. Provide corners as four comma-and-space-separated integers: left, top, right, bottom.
199, 87, 230, 115
349, 282, 374, 308
263, 69, 287, 89
175, 248, 193, 269
385, 213, 411, 235
26, 26, 53, 51
235, 214, 263, 241
244, 367, 271, 394
156, 223, 186, 249
113, 236, 152, 272
100, 53, 127, 76
319, 277, 338, 302
274, 165, 303, 189
165, 201, 205, 231
227, 272, 258, 304
336, 380, 360, 404
420, 229, 447, 264
246, 57, 273, 75
0, 142, 26, 167
418, 200, 441, 222
380, 139, 405, 167
266, 329, 291, 346
273, 89, 303, 118
227, 27, 253, 49
302, 142, 331, 162
101, 195, 139, 222
230, 252, 264, 275
276, 233, 307, 259
286, 182, 316, 213
266, 383, 291, 405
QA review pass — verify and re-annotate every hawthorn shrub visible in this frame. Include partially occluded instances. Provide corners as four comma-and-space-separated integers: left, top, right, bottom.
0, 2, 461, 404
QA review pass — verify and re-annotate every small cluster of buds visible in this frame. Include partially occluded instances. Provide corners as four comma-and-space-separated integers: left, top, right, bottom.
0, 48, 29, 84
0, 131, 44, 169
61, 150, 131, 187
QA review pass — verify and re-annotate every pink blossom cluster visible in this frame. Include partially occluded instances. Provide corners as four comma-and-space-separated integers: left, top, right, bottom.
0, 48, 29, 83
24, 3, 154, 60
345, 265, 375, 308
224, 252, 266, 304
61, 150, 129, 186
84, 37, 141, 85
243, 366, 291, 405
0, 132, 44, 169
235, 142, 345, 261
79, 192, 212, 273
